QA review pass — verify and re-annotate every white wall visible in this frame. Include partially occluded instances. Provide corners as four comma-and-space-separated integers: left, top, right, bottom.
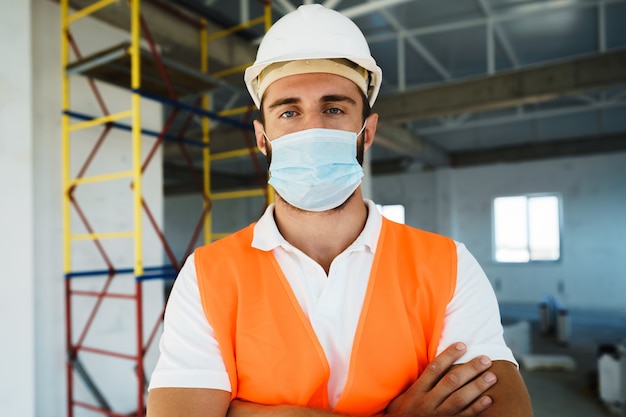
372, 167, 438, 232
373, 152, 626, 312
0, 1, 165, 416
0, 1, 36, 416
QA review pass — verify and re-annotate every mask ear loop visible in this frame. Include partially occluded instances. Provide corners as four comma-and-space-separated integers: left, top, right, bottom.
357, 121, 367, 139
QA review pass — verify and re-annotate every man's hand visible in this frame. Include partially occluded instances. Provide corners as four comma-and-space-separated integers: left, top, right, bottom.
384, 343, 496, 417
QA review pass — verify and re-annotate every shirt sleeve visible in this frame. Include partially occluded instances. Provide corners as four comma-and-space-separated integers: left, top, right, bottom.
436, 242, 518, 367
148, 253, 232, 391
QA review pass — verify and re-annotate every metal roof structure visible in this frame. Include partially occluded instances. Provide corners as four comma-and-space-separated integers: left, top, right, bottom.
173, 0, 626, 176
62, 0, 626, 192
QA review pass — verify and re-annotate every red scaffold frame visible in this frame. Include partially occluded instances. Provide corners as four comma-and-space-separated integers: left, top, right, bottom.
61, 1, 273, 416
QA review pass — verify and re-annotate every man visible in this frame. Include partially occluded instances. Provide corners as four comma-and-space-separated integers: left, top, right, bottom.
147, 4, 532, 417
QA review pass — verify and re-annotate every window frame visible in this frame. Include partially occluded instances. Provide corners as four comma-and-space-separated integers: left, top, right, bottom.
491, 192, 563, 264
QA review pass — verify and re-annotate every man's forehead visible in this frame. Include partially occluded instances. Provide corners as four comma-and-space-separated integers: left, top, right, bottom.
263, 73, 361, 106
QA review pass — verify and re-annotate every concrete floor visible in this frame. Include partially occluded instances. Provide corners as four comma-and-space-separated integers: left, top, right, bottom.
501, 304, 626, 417
522, 368, 609, 417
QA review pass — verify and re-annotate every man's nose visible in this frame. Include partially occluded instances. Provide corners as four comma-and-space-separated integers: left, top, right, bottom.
301, 112, 326, 130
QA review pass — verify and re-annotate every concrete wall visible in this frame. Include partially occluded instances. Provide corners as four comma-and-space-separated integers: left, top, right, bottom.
373, 152, 626, 311
1, 1, 165, 416
0, 1, 36, 415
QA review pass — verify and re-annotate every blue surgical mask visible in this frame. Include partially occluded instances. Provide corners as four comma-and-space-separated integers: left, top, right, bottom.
265, 124, 366, 212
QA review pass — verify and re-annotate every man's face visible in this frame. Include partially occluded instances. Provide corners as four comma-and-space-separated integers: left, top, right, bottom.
253, 72, 376, 161
252, 72, 379, 210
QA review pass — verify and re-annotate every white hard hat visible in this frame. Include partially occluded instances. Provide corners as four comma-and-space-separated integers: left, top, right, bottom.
244, 4, 383, 109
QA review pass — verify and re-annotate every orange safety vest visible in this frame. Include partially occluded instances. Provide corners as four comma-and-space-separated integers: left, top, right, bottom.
195, 217, 457, 416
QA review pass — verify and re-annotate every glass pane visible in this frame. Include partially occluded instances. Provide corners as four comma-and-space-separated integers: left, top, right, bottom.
494, 196, 529, 262
528, 196, 560, 261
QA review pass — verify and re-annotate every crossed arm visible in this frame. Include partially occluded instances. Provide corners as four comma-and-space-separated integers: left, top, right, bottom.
147, 343, 532, 417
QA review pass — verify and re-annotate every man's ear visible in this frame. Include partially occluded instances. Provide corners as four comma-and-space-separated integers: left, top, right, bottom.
363, 113, 378, 152
253, 120, 267, 155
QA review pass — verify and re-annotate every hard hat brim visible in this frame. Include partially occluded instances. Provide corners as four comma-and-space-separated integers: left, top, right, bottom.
245, 51, 382, 109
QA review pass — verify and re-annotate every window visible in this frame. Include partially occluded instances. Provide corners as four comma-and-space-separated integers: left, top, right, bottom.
493, 194, 561, 263
376, 204, 405, 224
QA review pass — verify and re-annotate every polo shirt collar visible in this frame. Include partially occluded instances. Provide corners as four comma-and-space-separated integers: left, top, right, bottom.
252, 199, 382, 254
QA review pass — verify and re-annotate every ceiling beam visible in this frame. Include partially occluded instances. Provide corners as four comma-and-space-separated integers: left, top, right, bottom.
375, 50, 626, 123
450, 132, 626, 167
340, 0, 417, 19
417, 97, 626, 136
272, 0, 297, 13
323, 0, 344, 9
375, 124, 450, 167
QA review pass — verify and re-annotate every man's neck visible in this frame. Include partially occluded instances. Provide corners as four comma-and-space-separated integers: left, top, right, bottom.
273, 191, 369, 274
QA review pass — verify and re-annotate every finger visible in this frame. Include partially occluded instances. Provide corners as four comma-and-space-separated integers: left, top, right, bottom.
427, 356, 494, 411
458, 395, 494, 417
437, 370, 497, 415
411, 342, 468, 393
439, 356, 493, 392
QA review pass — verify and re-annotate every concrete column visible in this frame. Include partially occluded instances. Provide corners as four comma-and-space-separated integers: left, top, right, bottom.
0, 1, 36, 416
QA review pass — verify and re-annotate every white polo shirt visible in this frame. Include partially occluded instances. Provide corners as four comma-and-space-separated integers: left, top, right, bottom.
149, 200, 515, 407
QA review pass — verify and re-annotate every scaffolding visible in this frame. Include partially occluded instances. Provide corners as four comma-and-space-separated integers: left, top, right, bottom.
61, 1, 272, 415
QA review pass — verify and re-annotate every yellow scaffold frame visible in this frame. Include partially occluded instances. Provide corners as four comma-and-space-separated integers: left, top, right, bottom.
61, 0, 144, 277
61, 1, 273, 416
202, 1, 274, 245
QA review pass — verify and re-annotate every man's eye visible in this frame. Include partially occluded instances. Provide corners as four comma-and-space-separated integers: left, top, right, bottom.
280, 110, 297, 118
326, 107, 344, 115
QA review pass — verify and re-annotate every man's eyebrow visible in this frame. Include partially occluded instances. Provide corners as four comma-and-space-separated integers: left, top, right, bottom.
321, 94, 357, 105
266, 94, 357, 111
267, 97, 300, 111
